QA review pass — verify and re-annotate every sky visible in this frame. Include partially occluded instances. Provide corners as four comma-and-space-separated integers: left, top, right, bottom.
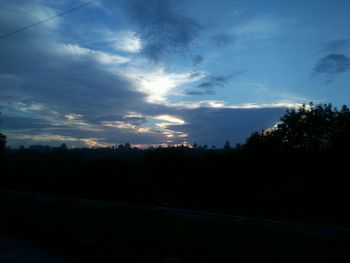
1, 0, 350, 148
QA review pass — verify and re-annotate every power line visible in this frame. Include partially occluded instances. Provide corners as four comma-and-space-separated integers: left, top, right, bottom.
0, 0, 99, 40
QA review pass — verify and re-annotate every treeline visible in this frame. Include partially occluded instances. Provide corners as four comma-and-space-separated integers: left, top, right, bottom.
1, 103, 350, 226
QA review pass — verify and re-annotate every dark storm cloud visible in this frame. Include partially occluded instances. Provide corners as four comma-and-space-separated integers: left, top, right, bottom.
171, 107, 287, 146
186, 71, 244, 95
211, 34, 234, 47
122, 0, 201, 61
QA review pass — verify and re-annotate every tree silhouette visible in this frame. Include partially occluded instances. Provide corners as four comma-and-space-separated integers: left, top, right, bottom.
0, 114, 6, 159
244, 102, 350, 152
59, 143, 68, 150
223, 140, 231, 151
124, 142, 131, 149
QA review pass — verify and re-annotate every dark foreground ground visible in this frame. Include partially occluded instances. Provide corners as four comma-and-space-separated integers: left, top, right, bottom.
1, 189, 350, 263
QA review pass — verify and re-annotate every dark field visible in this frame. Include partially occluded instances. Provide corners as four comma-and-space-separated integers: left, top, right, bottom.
1, 189, 350, 262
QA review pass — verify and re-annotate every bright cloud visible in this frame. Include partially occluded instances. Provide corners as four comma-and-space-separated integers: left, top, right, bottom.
126, 68, 204, 103
64, 113, 83, 120
59, 44, 130, 64
230, 16, 294, 41
166, 100, 301, 110
154, 115, 185, 124
6, 132, 107, 148
123, 113, 144, 119
101, 121, 151, 134
112, 31, 142, 53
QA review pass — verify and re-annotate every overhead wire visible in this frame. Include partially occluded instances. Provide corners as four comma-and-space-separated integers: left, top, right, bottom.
0, 0, 99, 40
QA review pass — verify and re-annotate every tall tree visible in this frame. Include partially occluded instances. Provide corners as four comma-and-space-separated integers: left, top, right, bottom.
244, 103, 350, 152
0, 114, 6, 158
223, 140, 231, 151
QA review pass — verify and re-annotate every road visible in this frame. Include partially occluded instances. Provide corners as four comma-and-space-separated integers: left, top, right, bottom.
1, 188, 350, 239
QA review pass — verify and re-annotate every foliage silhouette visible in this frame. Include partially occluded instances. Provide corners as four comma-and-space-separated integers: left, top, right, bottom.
223, 140, 231, 151
0, 114, 6, 159
244, 102, 350, 152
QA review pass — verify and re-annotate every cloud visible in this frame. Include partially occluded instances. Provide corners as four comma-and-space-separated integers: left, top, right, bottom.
154, 114, 185, 128
125, 67, 204, 103
314, 40, 350, 82
186, 89, 215, 96
122, 112, 146, 123
2, 112, 162, 147
112, 31, 142, 53
1, 115, 52, 130
101, 121, 152, 134
229, 16, 298, 48
0, 1, 203, 147
186, 71, 244, 95
94, 30, 143, 53
187, 75, 230, 95
0, 1, 303, 149
58, 43, 130, 64
211, 34, 234, 46
0, 0, 60, 34
6, 131, 107, 148
122, 0, 201, 61
319, 39, 350, 53
2, 101, 293, 148
313, 54, 350, 82
192, 54, 204, 66
65, 113, 83, 121
167, 100, 301, 110
0, 1, 160, 147
231, 17, 281, 40
0, 37, 146, 117
165, 107, 287, 147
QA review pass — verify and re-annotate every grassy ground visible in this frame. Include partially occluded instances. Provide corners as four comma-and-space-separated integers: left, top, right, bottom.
1, 195, 350, 262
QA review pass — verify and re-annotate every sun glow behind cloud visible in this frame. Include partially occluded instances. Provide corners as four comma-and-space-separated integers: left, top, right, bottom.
126, 68, 204, 103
